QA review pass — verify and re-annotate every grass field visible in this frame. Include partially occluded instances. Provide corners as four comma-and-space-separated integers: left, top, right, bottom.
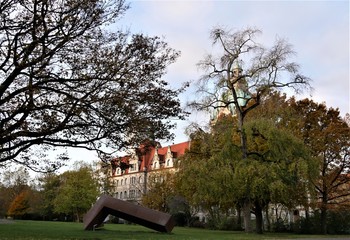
0, 220, 349, 240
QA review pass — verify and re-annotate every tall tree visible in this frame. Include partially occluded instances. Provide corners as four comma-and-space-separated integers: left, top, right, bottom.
248, 92, 350, 234
0, 0, 186, 172
290, 99, 350, 234
53, 164, 99, 222
177, 115, 317, 233
176, 121, 239, 227
189, 27, 311, 232
1, 167, 31, 200
38, 172, 61, 220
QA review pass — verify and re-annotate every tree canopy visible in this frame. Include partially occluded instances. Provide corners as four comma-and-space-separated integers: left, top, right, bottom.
142, 171, 176, 213
177, 114, 317, 233
0, 0, 186, 171
290, 98, 350, 234
246, 91, 350, 234
53, 163, 99, 222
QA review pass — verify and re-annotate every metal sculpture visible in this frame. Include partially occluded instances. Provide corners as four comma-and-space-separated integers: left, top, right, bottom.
83, 195, 175, 233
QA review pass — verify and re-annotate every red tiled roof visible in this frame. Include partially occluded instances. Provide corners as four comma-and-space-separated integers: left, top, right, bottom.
138, 141, 190, 171
111, 141, 190, 175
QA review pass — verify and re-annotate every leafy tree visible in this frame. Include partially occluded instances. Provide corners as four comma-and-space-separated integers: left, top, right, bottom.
92, 160, 115, 196
142, 171, 176, 213
242, 119, 317, 233
189, 27, 311, 232
248, 92, 350, 234
25, 187, 44, 220
0, 0, 186, 172
0, 167, 31, 216
0, 183, 10, 217
7, 190, 30, 219
38, 173, 61, 220
289, 99, 350, 234
176, 120, 238, 227
178, 114, 317, 233
53, 164, 99, 222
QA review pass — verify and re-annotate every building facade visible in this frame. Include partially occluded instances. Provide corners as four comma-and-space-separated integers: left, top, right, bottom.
108, 141, 190, 203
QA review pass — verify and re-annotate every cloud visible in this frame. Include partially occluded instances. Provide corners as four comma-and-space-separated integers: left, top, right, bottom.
118, 0, 349, 145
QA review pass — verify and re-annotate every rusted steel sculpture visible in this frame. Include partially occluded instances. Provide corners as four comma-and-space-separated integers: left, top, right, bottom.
83, 195, 175, 233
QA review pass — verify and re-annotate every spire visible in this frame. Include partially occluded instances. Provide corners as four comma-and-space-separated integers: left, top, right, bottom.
232, 59, 243, 79
232, 59, 242, 71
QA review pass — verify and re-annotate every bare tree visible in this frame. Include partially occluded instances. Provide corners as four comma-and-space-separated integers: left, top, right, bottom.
189, 27, 311, 232
0, 0, 186, 172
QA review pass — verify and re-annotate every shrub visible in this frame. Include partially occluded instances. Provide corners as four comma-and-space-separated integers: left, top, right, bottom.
292, 209, 350, 234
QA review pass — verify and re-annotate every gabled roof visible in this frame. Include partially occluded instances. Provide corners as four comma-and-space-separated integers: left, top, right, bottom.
111, 141, 190, 175
141, 141, 190, 170
157, 141, 190, 156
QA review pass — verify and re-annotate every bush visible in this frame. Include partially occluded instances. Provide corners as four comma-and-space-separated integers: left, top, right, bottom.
292, 209, 350, 234
189, 217, 205, 228
172, 212, 187, 227
272, 218, 290, 232
327, 210, 350, 234
205, 216, 242, 231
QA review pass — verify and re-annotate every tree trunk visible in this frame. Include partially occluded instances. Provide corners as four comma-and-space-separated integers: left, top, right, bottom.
320, 162, 328, 235
320, 197, 328, 234
265, 204, 271, 232
236, 205, 242, 230
236, 110, 252, 233
243, 199, 252, 232
255, 202, 263, 234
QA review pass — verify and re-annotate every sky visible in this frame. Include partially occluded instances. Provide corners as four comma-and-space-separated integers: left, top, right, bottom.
113, 0, 349, 144
8, 0, 349, 175
61, 0, 350, 166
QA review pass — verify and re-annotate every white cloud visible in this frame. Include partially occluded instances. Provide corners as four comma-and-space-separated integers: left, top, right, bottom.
119, 0, 349, 143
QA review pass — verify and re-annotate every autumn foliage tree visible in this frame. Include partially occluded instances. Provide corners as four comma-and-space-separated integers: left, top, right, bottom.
7, 190, 30, 219
0, 167, 31, 217
0, 0, 186, 172
247, 92, 350, 234
290, 99, 350, 234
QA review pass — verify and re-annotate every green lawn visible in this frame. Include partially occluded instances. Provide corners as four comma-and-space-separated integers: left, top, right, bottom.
0, 220, 348, 240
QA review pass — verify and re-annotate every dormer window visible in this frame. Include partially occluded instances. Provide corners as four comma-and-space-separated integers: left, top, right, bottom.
153, 161, 158, 169
129, 163, 136, 172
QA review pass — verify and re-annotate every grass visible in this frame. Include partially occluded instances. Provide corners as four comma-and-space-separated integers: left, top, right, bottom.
0, 220, 349, 240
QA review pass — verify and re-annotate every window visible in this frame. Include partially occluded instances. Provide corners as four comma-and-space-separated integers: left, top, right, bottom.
124, 191, 127, 199
131, 177, 136, 185
116, 192, 119, 199
120, 192, 123, 199
129, 190, 136, 198
116, 180, 119, 186
121, 179, 123, 185
167, 159, 171, 167
130, 163, 136, 171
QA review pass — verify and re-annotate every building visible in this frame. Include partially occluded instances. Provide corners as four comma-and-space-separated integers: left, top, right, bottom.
108, 141, 190, 203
